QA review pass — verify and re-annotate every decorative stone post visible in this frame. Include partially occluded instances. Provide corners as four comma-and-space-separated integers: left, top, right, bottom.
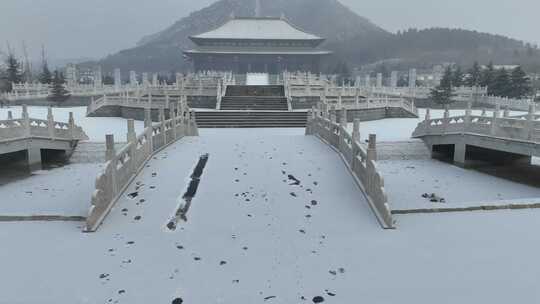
7, 111, 13, 120
491, 104, 500, 136
144, 108, 152, 128
443, 105, 450, 133
47, 107, 55, 138
527, 103, 536, 140
424, 108, 431, 133
367, 134, 377, 162
105, 134, 116, 162
305, 108, 314, 136
170, 102, 177, 139
352, 119, 361, 143
159, 107, 167, 144
503, 106, 510, 118
127, 119, 136, 144
340, 107, 347, 128
22, 105, 30, 137
330, 106, 337, 123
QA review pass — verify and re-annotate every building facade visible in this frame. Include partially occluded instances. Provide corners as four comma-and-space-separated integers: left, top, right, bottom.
184, 17, 331, 74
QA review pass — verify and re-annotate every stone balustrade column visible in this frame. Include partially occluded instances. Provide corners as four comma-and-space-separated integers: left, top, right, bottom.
330, 106, 337, 123
105, 134, 116, 162
491, 104, 500, 136
527, 104, 536, 140
352, 119, 361, 143
127, 119, 136, 144
503, 106, 510, 118
443, 106, 450, 133
159, 107, 167, 144
424, 108, 431, 133
47, 107, 55, 138
170, 102, 177, 139
144, 108, 152, 128
22, 105, 30, 137
7, 111, 13, 120
340, 107, 347, 128
367, 134, 377, 162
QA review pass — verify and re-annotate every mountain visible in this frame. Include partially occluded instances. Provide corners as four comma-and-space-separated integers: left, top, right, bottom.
92, 0, 540, 73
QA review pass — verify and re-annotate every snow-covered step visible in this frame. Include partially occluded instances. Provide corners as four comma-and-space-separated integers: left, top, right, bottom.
70, 142, 126, 164
375, 140, 431, 160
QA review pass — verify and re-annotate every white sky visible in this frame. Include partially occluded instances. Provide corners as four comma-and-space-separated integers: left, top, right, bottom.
0, 0, 538, 61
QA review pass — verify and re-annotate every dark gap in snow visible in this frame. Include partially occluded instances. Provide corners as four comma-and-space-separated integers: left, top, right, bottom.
287, 174, 301, 186
167, 154, 209, 231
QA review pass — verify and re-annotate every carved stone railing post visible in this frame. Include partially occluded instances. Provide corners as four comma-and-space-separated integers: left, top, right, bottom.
190, 110, 199, 136
367, 134, 377, 162
68, 112, 75, 139
7, 111, 13, 120
464, 101, 472, 130
443, 106, 450, 133
170, 102, 177, 139
527, 104, 536, 140
503, 106, 510, 118
47, 107, 55, 138
352, 119, 361, 143
159, 107, 167, 144
127, 119, 136, 144
330, 106, 337, 123
340, 107, 347, 128
105, 134, 116, 162
22, 105, 31, 137
144, 108, 153, 150
491, 104, 500, 136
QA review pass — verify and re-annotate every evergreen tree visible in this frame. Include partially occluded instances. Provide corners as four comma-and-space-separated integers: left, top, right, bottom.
509, 66, 532, 98
5, 53, 23, 92
452, 65, 464, 87
48, 71, 71, 102
39, 62, 53, 84
481, 62, 495, 93
491, 69, 512, 97
466, 61, 482, 86
430, 66, 455, 105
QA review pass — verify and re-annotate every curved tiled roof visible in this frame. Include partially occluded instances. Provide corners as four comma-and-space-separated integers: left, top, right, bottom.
191, 17, 323, 41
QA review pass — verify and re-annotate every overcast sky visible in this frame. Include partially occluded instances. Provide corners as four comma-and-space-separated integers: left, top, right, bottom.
1, 0, 539, 61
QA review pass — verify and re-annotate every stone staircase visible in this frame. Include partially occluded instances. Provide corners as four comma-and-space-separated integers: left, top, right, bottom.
195, 85, 307, 128
69, 142, 126, 164
220, 96, 289, 111
195, 111, 308, 128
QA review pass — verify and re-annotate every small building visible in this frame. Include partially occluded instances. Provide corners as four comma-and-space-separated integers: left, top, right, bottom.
184, 16, 331, 74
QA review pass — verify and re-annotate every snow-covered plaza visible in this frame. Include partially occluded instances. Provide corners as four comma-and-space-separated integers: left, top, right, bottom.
2, 104, 540, 302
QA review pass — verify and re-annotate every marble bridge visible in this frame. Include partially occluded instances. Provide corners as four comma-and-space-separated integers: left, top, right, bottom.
0, 106, 88, 170
413, 103, 540, 167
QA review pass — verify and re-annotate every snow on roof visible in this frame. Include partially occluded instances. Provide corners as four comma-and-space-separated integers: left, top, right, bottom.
192, 17, 323, 41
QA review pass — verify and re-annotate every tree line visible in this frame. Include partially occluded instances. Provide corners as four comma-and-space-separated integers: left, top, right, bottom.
431, 62, 533, 105
1, 47, 70, 102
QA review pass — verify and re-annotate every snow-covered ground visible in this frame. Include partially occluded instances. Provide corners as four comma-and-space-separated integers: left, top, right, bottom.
0, 106, 144, 142
2, 129, 540, 303
379, 159, 540, 210
0, 164, 103, 216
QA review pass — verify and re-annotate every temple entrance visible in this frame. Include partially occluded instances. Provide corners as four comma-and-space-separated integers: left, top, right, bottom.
246, 73, 270, 86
